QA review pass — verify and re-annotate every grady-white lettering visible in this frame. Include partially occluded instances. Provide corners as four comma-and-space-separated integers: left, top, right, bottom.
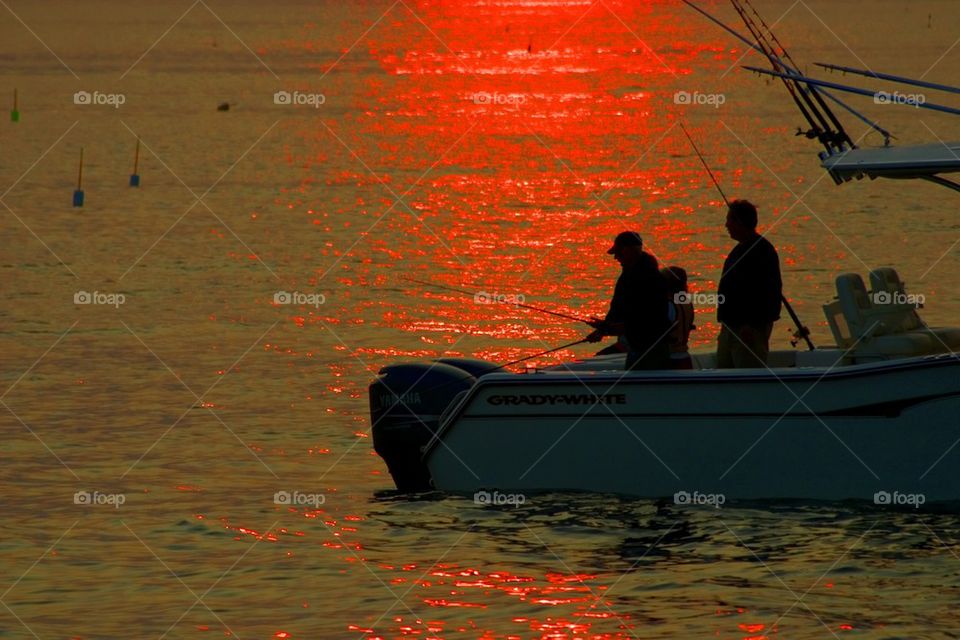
487, 393, 626, 406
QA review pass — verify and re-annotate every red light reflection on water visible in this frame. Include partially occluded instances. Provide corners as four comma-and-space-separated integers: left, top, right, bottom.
281, 1, 814, 637
297, 0, 759, 372
353, 562, 638, 638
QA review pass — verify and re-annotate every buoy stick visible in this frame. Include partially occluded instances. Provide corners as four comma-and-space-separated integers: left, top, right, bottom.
129, 137, 141, 187
11, 88, 19, 122
73, 147, 85, 207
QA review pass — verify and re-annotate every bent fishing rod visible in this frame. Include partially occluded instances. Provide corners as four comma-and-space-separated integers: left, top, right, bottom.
401, 275, 593, 325
493, 338, 589, 372
678, 122, 816, 351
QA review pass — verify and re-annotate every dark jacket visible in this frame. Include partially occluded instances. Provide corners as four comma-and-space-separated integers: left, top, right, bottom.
717, 234, 782, 329
609, 253, 672, 351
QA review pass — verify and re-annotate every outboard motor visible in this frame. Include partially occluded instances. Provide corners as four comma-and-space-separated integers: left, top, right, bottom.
370, 362, 477, 492
435, 357, 500, 378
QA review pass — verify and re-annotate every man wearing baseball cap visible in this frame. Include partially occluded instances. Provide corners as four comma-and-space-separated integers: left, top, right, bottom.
587, 231, 673, 370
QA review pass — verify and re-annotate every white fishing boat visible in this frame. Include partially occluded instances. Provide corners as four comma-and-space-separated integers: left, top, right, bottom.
369, 1, 960, 502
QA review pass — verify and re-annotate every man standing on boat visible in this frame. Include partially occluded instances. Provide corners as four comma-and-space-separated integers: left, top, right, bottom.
717, 200, 782, 368
586, 231, 673, 369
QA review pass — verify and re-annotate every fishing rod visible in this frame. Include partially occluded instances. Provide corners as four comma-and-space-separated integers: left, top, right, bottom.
780, 297, 814, 351
681, 0, 890, 145
738, 0, 854, 152
491, 338, 589, 372
402, 275, 592, 324
727, 0, 834, 152
678, 122, 816, 351
396, 338, 591, 400
680, 122, 729, 204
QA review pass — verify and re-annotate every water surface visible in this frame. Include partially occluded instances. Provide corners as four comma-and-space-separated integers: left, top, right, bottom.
2, 0, 960, 637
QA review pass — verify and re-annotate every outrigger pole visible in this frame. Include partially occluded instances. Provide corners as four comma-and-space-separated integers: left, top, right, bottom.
814, 62, 960, 96
743, 66, 960, 117
681, 0, 891, 145
679, 122, 816, 351
731, 0, 852, 154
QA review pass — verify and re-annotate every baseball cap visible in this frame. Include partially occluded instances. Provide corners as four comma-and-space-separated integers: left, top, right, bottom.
606, 231, 643, 254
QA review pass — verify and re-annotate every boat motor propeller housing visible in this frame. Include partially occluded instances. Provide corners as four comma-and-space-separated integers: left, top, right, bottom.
370, 362, 478, 491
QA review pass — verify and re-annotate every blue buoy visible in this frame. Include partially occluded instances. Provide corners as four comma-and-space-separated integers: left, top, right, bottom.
73, 147, 84, 207
129, 137, 140, 187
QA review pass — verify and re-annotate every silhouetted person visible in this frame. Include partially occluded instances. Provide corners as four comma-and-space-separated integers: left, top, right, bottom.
717, 200, 782, 368
587, 231, 672, 370
662, 266, 695, 369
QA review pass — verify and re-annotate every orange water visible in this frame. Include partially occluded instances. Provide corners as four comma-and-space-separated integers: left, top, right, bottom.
3, 1, 960, 638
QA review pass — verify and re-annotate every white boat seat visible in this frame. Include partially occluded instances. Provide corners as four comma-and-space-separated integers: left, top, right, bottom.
868, 267, 960, 351
856, 332, 934, 356
834, 273, 901, 341
832, 272, 936, 357
823, 299, 852, 347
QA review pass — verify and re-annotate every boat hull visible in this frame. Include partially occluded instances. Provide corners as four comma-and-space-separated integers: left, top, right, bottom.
424, 355, 960, 502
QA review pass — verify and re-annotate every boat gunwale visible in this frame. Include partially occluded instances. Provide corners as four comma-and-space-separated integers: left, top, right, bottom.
421, 352, 960, 460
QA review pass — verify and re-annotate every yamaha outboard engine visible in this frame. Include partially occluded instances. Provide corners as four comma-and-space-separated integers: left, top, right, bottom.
370, 362, 480, 492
